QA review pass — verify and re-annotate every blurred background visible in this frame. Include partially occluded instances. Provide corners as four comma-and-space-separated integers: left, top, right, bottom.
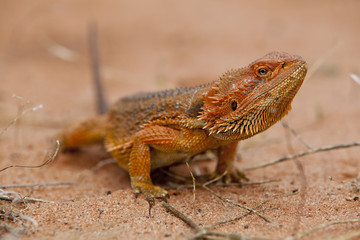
1, 1, 360, 239
1, 0, 359, 121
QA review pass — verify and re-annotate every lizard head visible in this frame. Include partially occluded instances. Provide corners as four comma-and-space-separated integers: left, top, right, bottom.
199, 51, 307, 141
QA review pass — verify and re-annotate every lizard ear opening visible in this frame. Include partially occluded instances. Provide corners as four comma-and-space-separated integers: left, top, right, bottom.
231, 100, 237, 111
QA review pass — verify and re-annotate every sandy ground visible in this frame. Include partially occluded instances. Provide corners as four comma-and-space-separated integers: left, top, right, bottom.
1, 0, 360, 239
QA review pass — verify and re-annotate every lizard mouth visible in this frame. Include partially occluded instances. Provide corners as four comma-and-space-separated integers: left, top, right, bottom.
209, 61, 307, 141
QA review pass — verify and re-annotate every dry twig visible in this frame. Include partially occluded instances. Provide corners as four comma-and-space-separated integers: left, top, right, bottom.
162, 202, 200, 231
0, 195, 52, 203
0, 140, 60, 173
0, 182, 74, 189
162, 202, 268, 240
331, 229, 360, 240
242, 141, 360, 172
185, 161, 196, 214
0, 96, 43, 140
280, 122, 312, 149
207, 195, 280, 229
350, 73, 360, 85
201, 185, 274, 223
286, 219, 360, 240
92, 158, 116, 171
167, 179, 279, 190
281, 122, 308, 237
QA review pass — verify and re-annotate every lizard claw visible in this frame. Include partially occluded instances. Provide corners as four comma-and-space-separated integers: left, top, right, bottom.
209, 168, 248, 184
131, 180, 169, 216
132, 187, 141, 198
160, 194, 169, 203
145, 192, 169, 217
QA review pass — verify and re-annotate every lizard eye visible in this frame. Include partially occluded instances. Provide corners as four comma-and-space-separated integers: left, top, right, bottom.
231, 101, 237, 111
258, 68, 268, 75
255, 66, 271, 78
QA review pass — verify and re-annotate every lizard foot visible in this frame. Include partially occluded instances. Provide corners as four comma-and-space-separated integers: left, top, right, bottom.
209, 168, 248, 184
131, 181, 169, 217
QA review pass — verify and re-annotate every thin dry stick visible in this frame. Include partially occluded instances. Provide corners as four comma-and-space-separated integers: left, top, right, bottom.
242, 141, 360, 172
0, 101, 43, 139
282, 123, 307, 236
207, 193, 284, 229
280, 122, 312, 149
169, 179, 279, 190
0, 222, 25, 236
216, 179, 280, 186
185, 161, 196, 215
0, 182, 74, 189
0, 195, 52, 203
207, 207, 276, 229
350, 73, 360, 85
305, 42, 338, 81
162, 202, 260, 240
286, 219, 360, 240
201, 185, 274, 223
92, 158, 116, 171
163, 200, 274, 240
203, 170, 228, 186
0, 140, 60, 173
188, 231, 246, 240
162, 202, 201, 231
331, 229, 360, 240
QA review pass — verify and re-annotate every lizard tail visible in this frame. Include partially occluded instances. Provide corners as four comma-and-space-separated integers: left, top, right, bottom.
61, 116, 107, 151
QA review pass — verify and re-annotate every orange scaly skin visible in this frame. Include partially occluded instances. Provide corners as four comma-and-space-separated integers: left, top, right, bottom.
62, 51, 307, 205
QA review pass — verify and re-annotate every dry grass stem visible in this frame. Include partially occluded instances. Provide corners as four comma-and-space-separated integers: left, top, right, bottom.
92, 158, 116, 171
0, 194, 52, 203
162, 202, 200, 231
330, 229, 360, 240
242, 141, 360, 171
0, 140, 60, 173
0, 182, 74, 189
282, 122, 307, 236
185, 161, 196, 214
207, 193, 281, 229
305, 43, 338, 81
350, 73, 360, 85
0, 96, 43, 140
286, 219, 360, 240
280, 122, 312, 149
203, 170, 228, 187
162, 202, 268, 240
201, 185, 274, 223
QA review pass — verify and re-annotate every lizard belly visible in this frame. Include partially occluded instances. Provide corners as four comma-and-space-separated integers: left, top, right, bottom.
150, 149, 190, 170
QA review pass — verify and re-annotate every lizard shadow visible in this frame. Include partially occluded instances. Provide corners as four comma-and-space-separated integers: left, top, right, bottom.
58, 146, 130, 190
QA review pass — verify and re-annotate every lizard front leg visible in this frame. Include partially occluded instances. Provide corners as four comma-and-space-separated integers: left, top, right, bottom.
129, 138, 168, 203
127, 125, 177, 203
213, 141, 248, 183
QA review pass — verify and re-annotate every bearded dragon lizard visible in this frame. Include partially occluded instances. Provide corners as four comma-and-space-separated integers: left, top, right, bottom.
62, 51, 307, 209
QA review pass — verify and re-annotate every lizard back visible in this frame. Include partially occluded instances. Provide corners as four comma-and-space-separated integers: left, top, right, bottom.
107, 84, 210, 140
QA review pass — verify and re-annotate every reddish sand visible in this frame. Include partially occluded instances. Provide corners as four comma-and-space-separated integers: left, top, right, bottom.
1, 1, 360, 239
